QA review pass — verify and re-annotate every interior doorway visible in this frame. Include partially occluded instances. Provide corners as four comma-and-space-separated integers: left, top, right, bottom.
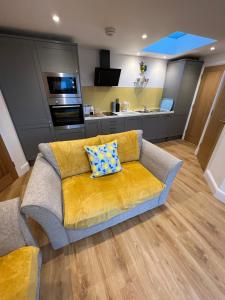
185, 65, 225, 145
197, 81, 225, 170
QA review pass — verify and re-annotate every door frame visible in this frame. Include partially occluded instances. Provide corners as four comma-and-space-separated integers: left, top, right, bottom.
195, 71, 225, 156
183, 65, 225, 145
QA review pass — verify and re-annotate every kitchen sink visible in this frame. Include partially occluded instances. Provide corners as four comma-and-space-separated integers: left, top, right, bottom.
114, 111, 140, 116
135, 110, 151, 113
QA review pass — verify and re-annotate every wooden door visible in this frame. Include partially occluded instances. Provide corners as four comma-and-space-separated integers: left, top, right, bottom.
197, 82, 225, 170
0, 135, 18, 192
185, 66, 225, 145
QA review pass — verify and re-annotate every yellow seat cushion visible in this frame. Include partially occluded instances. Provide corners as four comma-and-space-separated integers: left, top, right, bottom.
62, 161, 164, 229
0, 246, 39, 300
99, 130, 140, 163
50, 136, 101, 178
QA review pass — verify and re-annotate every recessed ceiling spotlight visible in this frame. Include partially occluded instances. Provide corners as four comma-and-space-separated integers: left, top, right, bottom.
210, 46, 215, 51
52, 14, 60, 23
142, 33, 148, 39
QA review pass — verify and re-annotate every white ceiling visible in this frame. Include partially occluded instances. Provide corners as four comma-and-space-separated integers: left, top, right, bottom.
1, 0, 225, 59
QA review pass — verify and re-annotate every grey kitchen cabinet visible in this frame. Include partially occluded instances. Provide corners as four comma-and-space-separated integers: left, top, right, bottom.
163, 60, 185, 105
36, 41, 79, 73
166, 115, 187, 138
54, 128, 85, 141
0, 35, 81, 161
85, 120, 101, 137
142, 115, 169, 141
0, 37, 50, 127
17, 124, 53, 161
0, 36, 52, 161
125, 117, 142, 131
163, 59, 203, 116
100, 118, 125, 134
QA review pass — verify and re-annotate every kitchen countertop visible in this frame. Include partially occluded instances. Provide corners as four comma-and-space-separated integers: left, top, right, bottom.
85, 110, 174, 121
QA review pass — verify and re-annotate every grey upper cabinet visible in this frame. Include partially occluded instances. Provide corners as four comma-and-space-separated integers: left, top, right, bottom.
162, 59, 203, 138
175, 61, 203, 115
163, 60, 185, 104
36, 41, 79, 73
0, 37, 49, 126
163, 59, 203, 116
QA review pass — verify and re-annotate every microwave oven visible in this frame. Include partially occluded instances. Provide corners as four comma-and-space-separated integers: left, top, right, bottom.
43, 72, 81, 98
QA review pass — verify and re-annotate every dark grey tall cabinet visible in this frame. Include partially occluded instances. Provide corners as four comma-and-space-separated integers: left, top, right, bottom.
0, 35, 82, 161
163, 59, 203, 138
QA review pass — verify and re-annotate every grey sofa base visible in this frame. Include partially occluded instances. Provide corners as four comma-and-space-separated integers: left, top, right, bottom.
67, 195, 164, 246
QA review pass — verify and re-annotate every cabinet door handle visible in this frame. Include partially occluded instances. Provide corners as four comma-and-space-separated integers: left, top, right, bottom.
220, 120, 225, 124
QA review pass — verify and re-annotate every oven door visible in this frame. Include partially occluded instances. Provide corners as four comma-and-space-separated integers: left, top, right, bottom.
50, 104, 84, 129
43, 72, 81, 98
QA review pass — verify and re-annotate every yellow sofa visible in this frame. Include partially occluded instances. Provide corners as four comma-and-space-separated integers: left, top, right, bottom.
22, 130, 182, 249
0, 198, 41, 300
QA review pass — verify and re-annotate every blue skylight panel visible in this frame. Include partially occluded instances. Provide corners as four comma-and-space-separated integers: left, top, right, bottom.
143, 32, 216, 55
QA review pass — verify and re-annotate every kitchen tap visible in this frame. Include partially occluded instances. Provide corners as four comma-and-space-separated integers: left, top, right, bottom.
143, 105, 148, 112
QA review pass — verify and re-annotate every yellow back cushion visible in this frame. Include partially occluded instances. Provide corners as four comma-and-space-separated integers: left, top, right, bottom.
50, 136, 101, 178
99, 130, 139, 163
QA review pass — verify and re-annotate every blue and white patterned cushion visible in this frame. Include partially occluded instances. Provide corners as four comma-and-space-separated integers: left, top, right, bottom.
84, 140, 122, 178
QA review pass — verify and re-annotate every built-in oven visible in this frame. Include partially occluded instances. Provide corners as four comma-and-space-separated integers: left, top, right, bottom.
49, 98, 84, 129
43, 72, 81, 98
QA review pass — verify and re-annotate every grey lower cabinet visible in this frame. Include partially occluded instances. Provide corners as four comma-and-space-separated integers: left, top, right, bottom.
166, 115, 187, 138
125, 117, 142, 131
100, 118, 125, 134
85, 114, 179, 141
17, 124, 53, 161
142, 115, 170, 141
85, 120, 101, 137
54, 128, 85, 141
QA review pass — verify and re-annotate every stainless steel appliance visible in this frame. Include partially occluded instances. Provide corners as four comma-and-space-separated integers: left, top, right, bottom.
48, 98, 84, 129
43, 72, 81, 98
83, 104, 92, 116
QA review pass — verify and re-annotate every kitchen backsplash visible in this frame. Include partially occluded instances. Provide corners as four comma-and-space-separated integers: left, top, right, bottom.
82, 86, 163, 112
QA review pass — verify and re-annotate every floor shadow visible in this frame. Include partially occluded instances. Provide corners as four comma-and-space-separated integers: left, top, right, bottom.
38, 204, 168, 264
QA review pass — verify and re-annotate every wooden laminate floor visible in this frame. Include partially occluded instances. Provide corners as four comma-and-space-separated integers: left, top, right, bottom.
1, 140, 225, 300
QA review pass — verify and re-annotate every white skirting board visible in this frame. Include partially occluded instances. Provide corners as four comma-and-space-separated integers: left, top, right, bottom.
204, 170, 225, 204
17, 161, 30, 177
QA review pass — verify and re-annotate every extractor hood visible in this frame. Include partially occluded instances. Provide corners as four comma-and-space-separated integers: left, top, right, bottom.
94, 50, 121, 86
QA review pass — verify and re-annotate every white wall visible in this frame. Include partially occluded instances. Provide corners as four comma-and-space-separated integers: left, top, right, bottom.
202, 52, 225, 204
0, 91, 29, 176
78, 46, 167, 88
205, 126, 225, 204
203, 53, 225, 66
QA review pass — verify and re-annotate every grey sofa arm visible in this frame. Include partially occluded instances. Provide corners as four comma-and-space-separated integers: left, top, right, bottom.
21, 154, 69, 249
0, 198, 36, 256
140, 139, 183, 205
